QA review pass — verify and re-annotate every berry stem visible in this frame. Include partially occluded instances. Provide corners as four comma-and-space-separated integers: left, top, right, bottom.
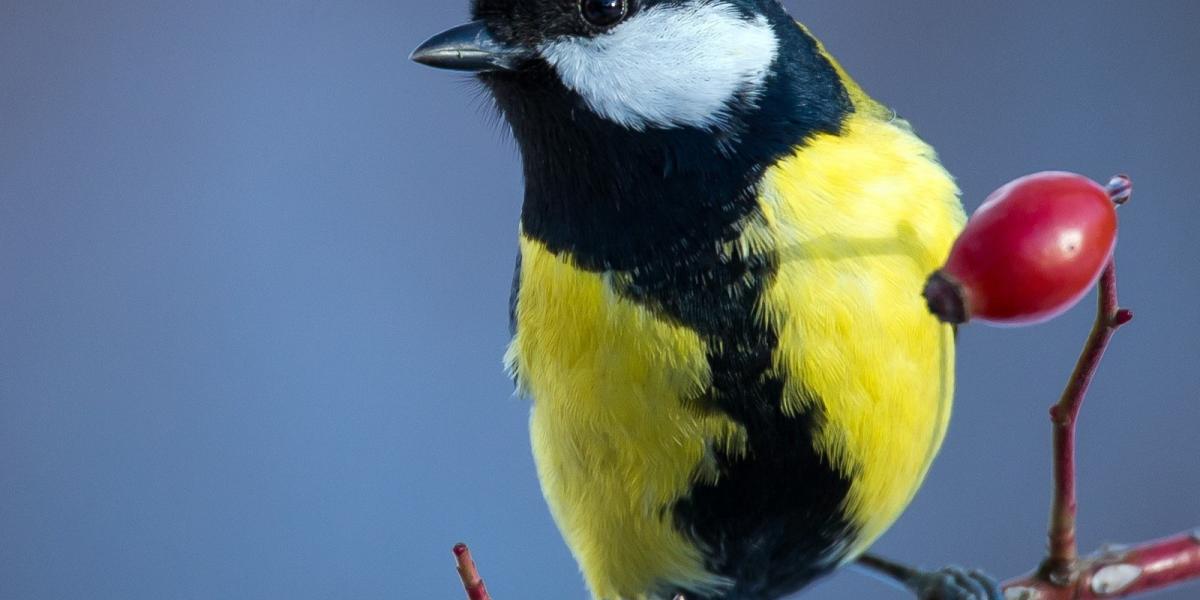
1041, 260, 1129, 582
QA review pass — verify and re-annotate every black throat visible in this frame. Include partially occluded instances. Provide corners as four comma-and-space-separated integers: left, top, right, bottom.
482, 5, 853, 272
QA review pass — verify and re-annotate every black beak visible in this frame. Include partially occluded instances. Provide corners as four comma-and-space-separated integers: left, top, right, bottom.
410, 21, 533, 73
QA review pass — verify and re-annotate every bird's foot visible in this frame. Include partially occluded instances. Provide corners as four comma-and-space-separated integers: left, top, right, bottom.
857, 554, 1002, 600
905, 566, 1003, 600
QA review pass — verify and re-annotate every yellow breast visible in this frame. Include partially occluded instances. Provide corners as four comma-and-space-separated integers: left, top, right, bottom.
756, 114, 964, 556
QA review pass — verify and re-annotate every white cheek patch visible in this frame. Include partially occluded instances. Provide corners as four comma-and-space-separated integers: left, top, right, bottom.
539, 1, 779, 131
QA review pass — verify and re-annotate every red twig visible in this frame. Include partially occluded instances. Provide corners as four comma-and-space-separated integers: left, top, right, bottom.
1004, 530, 1200, 599
454, 543, 492, 600
1042, 260, 1132, 580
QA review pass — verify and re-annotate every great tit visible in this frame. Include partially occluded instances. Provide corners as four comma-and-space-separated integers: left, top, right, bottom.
413, 1, 997, 599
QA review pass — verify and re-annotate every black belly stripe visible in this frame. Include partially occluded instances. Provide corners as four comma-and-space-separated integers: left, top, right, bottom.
673, 344, 857, 600
611, 226, 856, 600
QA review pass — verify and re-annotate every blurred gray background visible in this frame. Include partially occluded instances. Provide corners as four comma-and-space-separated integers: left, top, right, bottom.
2, 1, 1197, 598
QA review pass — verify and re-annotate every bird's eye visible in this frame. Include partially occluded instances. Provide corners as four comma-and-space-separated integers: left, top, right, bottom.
580, 0, 628, 29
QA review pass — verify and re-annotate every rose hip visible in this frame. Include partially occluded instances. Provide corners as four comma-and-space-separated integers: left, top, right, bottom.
924, 172, 1126, 326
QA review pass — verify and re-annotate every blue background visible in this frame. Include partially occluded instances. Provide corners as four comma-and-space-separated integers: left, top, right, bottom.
2, 2, 1198, 598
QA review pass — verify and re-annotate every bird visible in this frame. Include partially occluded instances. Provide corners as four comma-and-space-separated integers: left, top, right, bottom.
412, 1, 999, 599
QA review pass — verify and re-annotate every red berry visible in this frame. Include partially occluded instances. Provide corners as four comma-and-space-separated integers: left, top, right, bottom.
924, 172, 1121, 326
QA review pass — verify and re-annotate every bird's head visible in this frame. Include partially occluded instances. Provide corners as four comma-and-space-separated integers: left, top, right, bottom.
413, 0, 794, 134
411, 1, 852, 268
412, 0, 848, 141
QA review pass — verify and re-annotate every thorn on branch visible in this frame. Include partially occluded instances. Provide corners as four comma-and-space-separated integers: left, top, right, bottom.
1113, 309, 1134, 327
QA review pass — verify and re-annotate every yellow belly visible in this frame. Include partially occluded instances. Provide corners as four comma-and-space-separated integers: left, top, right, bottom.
508, 235, 743, 598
